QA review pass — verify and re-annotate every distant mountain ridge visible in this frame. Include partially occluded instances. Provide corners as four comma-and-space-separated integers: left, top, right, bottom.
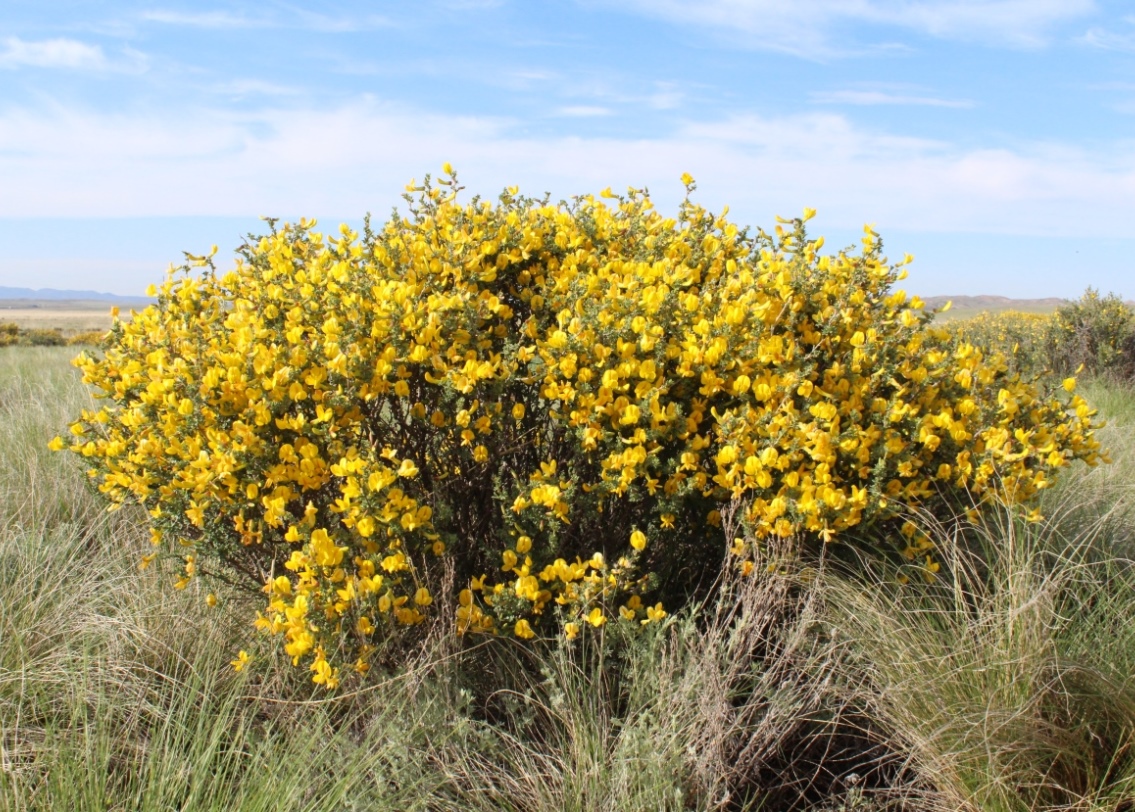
0, 286, 152, 303
923, 295, 1069, 312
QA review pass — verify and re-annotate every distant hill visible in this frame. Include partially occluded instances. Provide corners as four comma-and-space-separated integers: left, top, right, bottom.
923, 295, 1068, 321
0, 286, 151, 304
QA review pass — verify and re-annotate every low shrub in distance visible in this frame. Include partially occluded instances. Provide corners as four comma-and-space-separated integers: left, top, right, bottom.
943, 310, 1052, 378
67, 329, 109, 346
0, 322, 92, 347
941, 291, 1135, 384
1048, 288, 1135, 380
55, 170, 1104, 687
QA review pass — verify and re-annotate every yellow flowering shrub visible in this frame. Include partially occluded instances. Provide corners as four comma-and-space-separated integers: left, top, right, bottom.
0, 324, 67, 347
55, 170, 1104, 686
0, 323, 19, 347
67, 329, 110, 347
942, 310, 1053, 378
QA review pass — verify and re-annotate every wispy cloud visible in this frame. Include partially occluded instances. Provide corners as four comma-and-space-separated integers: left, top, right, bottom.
600, 0, 1095, 54
811, 89, 974, 108
536, 73, 692, 115
551, 105, 613, 117
2, 100, 1133, 242
439, 0, 508, 9
648, 82, 684, 110
292, 11, 395, 33
0, 36, 108, 70
210, 79, 303, 98
886, 0, 1094, 45
139, 8, 392, 32
1079, 24, 1135, 52
140, 9, 267, 29
433, 0, 506, 8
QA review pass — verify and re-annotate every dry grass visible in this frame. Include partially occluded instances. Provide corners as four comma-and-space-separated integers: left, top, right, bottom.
2, 348, 1135, 811
0, 303, 138, 334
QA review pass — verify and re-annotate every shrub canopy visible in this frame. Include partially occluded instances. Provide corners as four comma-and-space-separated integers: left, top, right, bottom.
58, 172, 1104, 687
1049, 288, 1135, 380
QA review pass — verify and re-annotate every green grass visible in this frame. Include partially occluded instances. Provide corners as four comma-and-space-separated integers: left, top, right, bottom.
3, 347, 1135, 811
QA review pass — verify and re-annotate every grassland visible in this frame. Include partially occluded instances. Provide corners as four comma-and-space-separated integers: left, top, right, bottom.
0, 300, 140, 335
2, 347, 1134, 811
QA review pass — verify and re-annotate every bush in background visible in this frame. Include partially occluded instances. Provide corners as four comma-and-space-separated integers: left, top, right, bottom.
67, 329, 109, 346
943, 310, 1052, 378
0, 322, 75, 347
1047, 288, 1135, 380
0, 322, 19, 346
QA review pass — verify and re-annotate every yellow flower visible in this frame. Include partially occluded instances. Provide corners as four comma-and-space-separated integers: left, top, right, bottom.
310, 528, 345, 568
629, 529, 647, 551
514, 618, 535, 639
311, 656, 339, 689
231, 650, 251, 672
586, 607, 606, 627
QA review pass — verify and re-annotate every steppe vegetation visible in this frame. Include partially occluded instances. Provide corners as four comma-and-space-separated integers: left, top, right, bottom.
0, 323, 105, 348
3, 176, 1135, 810
0, 302, 125, 336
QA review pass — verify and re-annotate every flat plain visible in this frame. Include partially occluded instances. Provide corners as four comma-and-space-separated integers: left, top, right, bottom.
0, 299, 137, 333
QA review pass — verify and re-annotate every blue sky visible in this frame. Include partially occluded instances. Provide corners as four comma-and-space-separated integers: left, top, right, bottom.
2, 0, 1134, 298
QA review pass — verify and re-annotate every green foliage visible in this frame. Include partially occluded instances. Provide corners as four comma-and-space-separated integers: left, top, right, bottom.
1048, 288, 1135, 379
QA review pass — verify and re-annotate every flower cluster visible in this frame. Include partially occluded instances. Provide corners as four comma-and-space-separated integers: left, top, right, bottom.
54, 169, 1104, 686
943, 310, 1053, 379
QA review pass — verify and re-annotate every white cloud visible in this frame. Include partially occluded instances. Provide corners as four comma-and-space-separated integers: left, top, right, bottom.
552, 105, 613, 117
138, 8, 392, 32
1079, 26, 1135, 52
438, 0, 508, 9
0, 36, 108, 70
885, 0, 1093, 44
599, 0, 1095, 53
648, 82, 684, 110
140, 10, 266, 28
811, 89, 974, 107
1, 101, 1133, 243
211, 79, 303, 98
